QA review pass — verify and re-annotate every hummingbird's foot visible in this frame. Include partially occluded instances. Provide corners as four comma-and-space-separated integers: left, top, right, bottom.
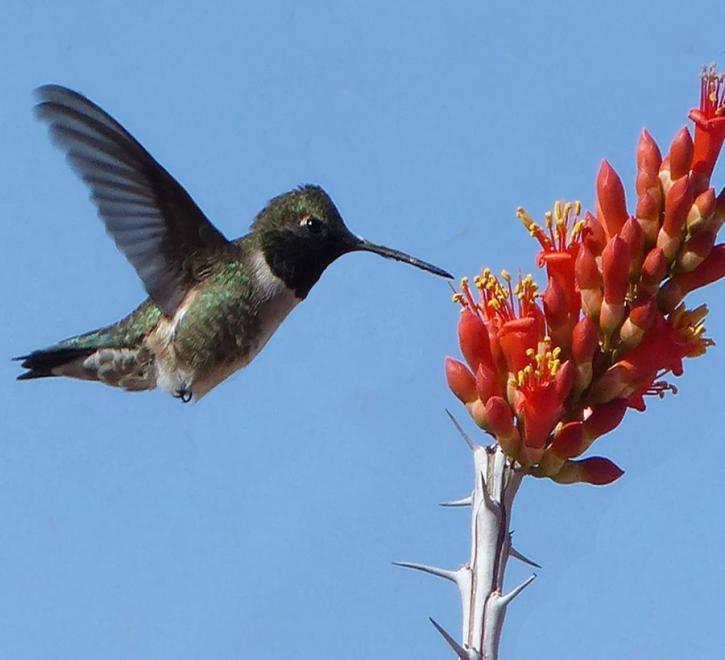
174, 388, 193, 403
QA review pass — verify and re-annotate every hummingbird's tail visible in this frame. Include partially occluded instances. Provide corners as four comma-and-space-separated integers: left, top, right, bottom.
15, 336, 156, 390
15, 301, 162, 391
16, 346, 95, 380
16, 340, 156, 391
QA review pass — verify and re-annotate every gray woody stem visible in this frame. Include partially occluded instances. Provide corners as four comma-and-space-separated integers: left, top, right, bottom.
396, 414, 537, 659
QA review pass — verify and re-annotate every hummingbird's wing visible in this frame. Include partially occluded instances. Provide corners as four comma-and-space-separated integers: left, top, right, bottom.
34, 85, 231, 317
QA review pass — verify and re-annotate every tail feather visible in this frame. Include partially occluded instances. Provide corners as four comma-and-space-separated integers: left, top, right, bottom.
15, 344, 156, 391
15, 347, 95, 380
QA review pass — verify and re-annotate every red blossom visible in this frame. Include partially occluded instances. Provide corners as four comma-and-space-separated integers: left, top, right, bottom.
445, 67, 725, 486
688, 65, 725, 181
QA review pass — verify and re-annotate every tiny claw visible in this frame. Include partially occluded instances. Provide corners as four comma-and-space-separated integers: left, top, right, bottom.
174, 388, 193, 403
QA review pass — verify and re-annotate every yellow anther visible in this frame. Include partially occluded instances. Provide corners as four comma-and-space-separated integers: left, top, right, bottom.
516, 207, 536, 229
525, 347, 535, 357
500, 269, 511, 282
452, 293, 464, 304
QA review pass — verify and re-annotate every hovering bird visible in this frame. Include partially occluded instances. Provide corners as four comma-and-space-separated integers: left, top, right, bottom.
16, 86, 451, 401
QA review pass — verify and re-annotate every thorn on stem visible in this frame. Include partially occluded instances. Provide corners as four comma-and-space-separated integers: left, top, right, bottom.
499, 573, 537, 606
429, 617, 473, 659
392, 561, 459, 584
445, 409, 477, 451
509, 545, 542, 569
439, 494, 473, 507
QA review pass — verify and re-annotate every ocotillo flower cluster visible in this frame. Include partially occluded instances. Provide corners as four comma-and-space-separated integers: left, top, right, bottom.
445, 66, 725, 485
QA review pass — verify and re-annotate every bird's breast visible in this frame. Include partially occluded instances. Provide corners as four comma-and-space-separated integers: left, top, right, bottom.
187, 252, 300, 398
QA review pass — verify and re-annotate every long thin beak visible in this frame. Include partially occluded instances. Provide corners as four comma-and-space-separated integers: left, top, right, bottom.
352, 237, 453, 279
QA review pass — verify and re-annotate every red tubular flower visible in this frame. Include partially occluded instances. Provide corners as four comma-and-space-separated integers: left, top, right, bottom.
552, 457, 624, 486
512, 350, 573, 457
446, 66, 725, 486
688, 65, 725, 183
596, 160, 628, 237
517, 202, 582, 316
588, 311, 711, 404
498, 317, 539, 375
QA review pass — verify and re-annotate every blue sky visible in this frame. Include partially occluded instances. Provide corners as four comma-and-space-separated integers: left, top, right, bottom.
1, 1, 724, 658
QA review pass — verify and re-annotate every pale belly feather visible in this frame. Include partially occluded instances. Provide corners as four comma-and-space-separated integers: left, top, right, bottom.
148, 251, 300, 400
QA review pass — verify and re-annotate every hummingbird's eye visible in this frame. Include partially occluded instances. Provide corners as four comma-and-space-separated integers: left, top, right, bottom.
303, 216, 323, 234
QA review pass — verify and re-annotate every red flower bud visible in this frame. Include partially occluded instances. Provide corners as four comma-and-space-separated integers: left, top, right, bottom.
549, 421, 586, 459
600, 236, 630, 338
686, 187, 716, 232
485, 396, 521, 458
639, 247, 666, 297
575, 241, 603, 319
668, 127, 694, 180
475, 364, 500, 403
584, 212, 608, 256
554, 360, 575, 401
659, 244, 725, 312
458, 307, 491, 372
620, 216, 645, 278
583, 399, 628, 442
552, 456, 624, 485
635, 129, 663, 196
596, 160, 628, 237
542, 279, 571, 352
657, 174, 694, 262
635, 189, 661, 247
677, 229, 716, 272
619, 298, 658, 349
572, 316, 597, 363
445, 357, 477, 403
602, 236, 630, 304
572, 316, 598, 393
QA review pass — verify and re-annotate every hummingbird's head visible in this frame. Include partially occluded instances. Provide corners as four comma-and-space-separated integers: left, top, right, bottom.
252, 185, 452, 298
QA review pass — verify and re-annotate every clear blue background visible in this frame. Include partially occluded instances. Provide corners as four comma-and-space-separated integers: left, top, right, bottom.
2, 2, 724, 658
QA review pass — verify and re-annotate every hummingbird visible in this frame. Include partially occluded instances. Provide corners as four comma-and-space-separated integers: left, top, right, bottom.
16, 85, 452, 401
